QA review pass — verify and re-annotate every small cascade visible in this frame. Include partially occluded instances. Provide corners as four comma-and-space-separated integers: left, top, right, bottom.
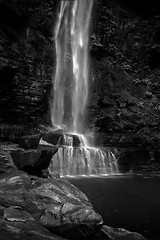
49, 134, 119, 177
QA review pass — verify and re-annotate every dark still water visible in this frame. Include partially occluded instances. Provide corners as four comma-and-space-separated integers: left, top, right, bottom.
67, 175, 160, 239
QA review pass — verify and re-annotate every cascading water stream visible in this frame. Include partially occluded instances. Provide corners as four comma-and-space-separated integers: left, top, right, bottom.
51, 0, 92, 133
49, 134, 119, 176
49, 0, 119, 176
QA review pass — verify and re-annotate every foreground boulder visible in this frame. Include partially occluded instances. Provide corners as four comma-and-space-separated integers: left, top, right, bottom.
0, 171, 102, 240
0, 143, 58, 178
1, 206, 66, 240
102, 225, 147, 240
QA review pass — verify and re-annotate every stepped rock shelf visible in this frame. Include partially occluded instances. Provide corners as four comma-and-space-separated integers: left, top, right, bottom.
47, 132, 119, 177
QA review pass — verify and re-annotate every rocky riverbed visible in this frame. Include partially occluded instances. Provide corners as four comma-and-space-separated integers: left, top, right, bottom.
0, 131, 147, 240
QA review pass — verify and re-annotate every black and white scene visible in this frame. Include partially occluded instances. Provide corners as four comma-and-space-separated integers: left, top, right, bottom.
0, 0, 160, 239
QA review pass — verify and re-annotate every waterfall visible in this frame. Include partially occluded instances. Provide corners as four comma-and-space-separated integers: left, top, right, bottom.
51, 0, 92, 133
49, 134, 119, 177
49, 0, 119, 176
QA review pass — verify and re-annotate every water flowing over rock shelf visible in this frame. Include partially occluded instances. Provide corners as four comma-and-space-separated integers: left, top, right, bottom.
48, 133, 119, 176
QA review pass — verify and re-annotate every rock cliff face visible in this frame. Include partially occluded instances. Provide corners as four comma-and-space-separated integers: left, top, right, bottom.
89, 0, 160, 148
0, 0, 57, 125
0, 0, 160, 166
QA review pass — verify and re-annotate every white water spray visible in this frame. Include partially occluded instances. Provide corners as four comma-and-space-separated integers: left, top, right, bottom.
49, 0, 118, 176
51, 0, 92, 133
49, 134, 119, 176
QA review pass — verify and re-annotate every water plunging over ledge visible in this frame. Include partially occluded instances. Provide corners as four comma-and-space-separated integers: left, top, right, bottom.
49, 133, 119, 176
49, 0, 118, 176
50, 0, 93, 133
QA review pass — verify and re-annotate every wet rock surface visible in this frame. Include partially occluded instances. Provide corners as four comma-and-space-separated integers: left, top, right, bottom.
0, 170, 103, 240
0, 137, 58, 177
0, 137, 147, 240
0, 0, 160, 173
10, 148, 42, 169
18, 134, 42, 149
1, 206, 67, 240
0, 165, 148, 240
4, 206, 34, 222
42, 129, 63, 146
0, 150, 17, 173
102, 225, 146, 240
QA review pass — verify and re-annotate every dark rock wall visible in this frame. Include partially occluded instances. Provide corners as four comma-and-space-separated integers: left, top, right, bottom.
0, 0, 57, 125
88, 0, 160, 148
0, 0, 160, 149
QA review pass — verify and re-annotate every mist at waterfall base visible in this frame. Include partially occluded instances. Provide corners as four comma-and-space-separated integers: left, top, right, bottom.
49, 0, 119, 177
69, 175, 160, 239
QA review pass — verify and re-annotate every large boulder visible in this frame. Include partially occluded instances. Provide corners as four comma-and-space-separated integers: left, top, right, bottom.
0, 171, 103, 240
0, 143, 58, 178
10, 148, 42, 169
102, 225, 146, 240
1, 206, 66, 240
42, 129, 63, 146
22, 144, 58, 177
18, 134, 42, 149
